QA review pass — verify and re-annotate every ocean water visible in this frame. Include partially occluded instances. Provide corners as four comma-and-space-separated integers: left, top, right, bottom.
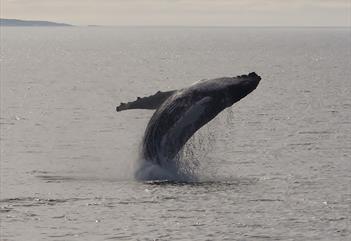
0, 27, 350, 240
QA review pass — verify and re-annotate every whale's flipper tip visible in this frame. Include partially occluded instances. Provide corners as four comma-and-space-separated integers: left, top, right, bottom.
116, 90, 176, 112
116, 102, 127, 112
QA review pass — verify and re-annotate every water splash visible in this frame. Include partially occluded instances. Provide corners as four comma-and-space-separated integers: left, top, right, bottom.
134, 158, 196, 182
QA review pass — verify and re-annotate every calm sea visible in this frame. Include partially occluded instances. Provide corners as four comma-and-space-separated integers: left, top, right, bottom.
0, 27, 350, 240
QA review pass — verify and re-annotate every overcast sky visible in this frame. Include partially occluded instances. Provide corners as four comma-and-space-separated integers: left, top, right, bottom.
1, 0, 350, 26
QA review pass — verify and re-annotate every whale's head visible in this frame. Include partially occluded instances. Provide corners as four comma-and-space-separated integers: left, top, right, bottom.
217, 72, 261, 108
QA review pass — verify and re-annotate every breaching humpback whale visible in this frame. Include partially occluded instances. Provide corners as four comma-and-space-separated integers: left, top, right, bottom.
116, 72, 261, 177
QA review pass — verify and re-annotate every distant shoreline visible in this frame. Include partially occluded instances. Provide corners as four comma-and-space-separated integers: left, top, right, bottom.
0, 19, 349, 28
0, 18, 73, 27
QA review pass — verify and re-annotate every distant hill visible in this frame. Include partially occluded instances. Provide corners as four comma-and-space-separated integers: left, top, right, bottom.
0, 18, 72, 27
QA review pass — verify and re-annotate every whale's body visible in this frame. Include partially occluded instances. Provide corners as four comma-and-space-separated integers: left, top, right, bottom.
117, 72, 261, 173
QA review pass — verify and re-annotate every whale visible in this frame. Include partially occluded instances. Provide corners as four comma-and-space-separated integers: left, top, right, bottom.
116, 72, 261, 177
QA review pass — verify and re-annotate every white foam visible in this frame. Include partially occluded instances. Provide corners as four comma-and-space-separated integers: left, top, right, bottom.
134, 158, 197, 182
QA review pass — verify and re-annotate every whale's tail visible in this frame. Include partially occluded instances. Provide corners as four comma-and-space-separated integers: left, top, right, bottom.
116, 90, 176, 112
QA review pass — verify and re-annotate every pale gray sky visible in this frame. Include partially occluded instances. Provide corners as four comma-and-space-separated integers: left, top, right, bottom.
1, 0, 350, 26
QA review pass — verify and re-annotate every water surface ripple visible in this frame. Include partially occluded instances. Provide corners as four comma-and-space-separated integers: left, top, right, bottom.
1, 27, 350, 240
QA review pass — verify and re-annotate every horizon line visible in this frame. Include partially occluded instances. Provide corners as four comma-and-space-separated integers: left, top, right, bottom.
1, 18, 350, 28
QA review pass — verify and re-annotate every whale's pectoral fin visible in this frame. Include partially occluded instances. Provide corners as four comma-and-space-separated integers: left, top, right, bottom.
116, 90, 176, 112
